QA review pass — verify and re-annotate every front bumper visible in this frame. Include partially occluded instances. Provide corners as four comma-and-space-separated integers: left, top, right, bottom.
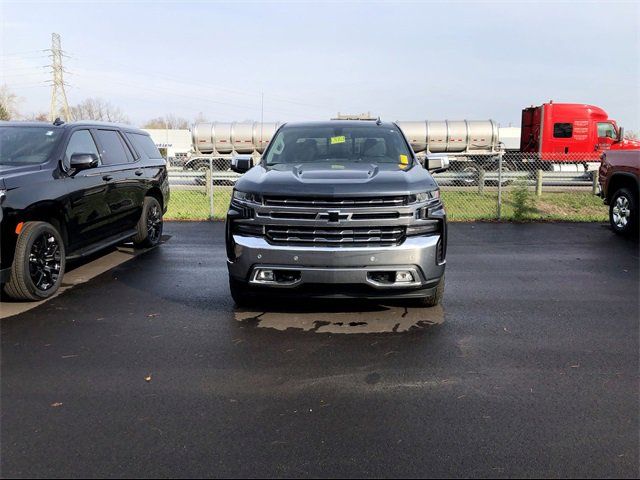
227, 234, 445, 298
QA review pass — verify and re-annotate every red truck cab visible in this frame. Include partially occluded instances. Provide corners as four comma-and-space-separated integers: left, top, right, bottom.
520, 102, 639, 161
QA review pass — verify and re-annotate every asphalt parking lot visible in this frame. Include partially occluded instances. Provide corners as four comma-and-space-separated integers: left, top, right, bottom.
1, 222, 638, 478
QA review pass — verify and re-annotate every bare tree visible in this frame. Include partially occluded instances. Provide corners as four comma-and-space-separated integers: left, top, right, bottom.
0, 103, 9, 121
27, 112, 49, 121
0, 85, 21, 119
142, 114, 189, 129
193, 112, 209, 124
624, 130, 638, 140
70, 98, 129, 123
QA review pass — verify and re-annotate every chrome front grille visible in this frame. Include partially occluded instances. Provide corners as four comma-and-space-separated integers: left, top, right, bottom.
263, 195, 409, 208
231, 194, 441, 248
265, 226, 406, 247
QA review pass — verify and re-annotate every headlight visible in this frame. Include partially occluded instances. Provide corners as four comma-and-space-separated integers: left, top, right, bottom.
232, 190, 261, 204
415, 192, 429, 203
410, 190, 439, 204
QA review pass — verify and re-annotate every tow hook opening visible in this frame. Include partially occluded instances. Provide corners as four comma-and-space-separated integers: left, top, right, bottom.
251, 268, 301, 285
367, 270, 415, 285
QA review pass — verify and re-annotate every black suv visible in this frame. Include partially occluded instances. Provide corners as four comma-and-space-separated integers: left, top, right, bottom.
0, 120, 170, 300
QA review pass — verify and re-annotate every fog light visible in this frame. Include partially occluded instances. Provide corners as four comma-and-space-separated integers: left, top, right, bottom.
256, 269, 275, 281
395, 271, 414, 283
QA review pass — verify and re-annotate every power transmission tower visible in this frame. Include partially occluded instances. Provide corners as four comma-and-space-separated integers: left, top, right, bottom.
47, 33, 70, 122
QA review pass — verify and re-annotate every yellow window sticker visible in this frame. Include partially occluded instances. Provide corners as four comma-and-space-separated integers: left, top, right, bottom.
399, 154, 409, 164
330, 135, 346, 145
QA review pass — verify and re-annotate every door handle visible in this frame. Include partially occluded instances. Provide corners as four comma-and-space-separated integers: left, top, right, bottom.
102, 175, 113, 181
135, 169, 143, 176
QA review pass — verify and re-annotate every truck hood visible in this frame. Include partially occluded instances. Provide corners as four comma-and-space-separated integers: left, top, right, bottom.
0, 163, 43, 189
235, 161, 438, 197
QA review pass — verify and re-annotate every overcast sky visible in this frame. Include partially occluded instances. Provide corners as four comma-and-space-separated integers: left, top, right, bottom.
1, 0, 639, 130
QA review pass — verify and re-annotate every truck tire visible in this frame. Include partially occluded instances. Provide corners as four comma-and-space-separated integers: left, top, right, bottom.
133, 196, 163, 248
413, 275, 445, 308
229, 277, 254, 307
609, 187, 638, 236
4, 221, 66, 301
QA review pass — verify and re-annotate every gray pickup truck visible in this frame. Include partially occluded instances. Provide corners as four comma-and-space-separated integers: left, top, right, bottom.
225, 120, 449, 307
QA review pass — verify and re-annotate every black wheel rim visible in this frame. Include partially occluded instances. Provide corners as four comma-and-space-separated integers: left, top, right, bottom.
147, 203, 162, 243
28, 232, 61, 291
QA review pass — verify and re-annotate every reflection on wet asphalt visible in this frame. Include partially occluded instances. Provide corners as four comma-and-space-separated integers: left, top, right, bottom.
2, 222, 638, 478
235, 301, 444, 334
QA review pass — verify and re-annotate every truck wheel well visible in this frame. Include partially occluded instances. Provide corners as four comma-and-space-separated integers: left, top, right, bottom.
607, 174, 639, 203
20, 203, 69, 247
145, 187, 164, 209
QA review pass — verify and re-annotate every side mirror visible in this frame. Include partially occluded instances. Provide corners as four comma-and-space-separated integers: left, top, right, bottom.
70, 153, 99, 172
426, 154, 450, 173
231, 154, 253, 174
617, 127, 625, 142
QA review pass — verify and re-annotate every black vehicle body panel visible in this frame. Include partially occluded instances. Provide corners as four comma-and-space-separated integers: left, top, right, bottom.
0, 121, 170, 277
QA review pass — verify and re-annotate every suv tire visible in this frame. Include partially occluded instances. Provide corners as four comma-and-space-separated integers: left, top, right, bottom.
133, 196, 163, 248
413, 275, 445, 308
4, 221, 66, 301
609, 187, 638, 236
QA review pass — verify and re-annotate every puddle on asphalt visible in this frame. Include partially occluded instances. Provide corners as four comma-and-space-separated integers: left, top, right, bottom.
234, 302, 444, 334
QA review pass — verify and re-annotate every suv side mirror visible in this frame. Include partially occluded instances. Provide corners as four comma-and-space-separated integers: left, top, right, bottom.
70, 153, 99, 172
231, 154, 253, 174
426, 154, 450, 173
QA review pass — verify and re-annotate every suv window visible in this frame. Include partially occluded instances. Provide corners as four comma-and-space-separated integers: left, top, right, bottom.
65, 130, 99, 167
95, 129, 134, 165
553, 123, 573, 138
126, 133, 163, 159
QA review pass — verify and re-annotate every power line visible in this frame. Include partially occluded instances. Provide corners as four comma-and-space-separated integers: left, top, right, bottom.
47, 33, 70, 122
68, 55, 335, 113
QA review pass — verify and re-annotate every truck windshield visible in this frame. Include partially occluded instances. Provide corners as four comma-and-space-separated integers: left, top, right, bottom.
264, 124, 413, 166
0, 126, 63, 165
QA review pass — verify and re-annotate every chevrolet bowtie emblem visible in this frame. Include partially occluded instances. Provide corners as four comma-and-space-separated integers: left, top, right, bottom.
317, 211, 351, 222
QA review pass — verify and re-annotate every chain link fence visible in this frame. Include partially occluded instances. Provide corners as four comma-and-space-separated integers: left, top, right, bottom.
165, 153, 607, 222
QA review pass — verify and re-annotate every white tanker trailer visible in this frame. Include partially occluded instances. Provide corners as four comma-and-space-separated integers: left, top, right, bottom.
186, 119, 503, 171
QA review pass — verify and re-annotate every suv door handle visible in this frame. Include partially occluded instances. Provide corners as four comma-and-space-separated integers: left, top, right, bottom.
135, 169, 143, 176
102, 175, 113, 181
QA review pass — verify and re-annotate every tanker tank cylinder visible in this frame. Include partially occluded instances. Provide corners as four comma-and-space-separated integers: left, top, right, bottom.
193, 119, 499, 156
191, 121, 281, 154
396, 120, 499, 154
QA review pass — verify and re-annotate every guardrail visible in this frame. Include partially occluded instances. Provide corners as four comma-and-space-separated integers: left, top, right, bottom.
167, 168, 597, 193
433, 170, 597, 194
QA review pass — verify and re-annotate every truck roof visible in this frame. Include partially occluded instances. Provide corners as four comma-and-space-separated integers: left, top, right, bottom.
0, 120, 149, 135
281, 120, 399, 129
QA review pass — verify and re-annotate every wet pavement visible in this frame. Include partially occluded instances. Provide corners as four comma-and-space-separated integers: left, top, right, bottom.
1, 222, 638, 478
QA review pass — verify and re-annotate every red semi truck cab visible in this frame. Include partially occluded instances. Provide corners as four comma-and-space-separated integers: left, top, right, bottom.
520, 102, 639, 161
